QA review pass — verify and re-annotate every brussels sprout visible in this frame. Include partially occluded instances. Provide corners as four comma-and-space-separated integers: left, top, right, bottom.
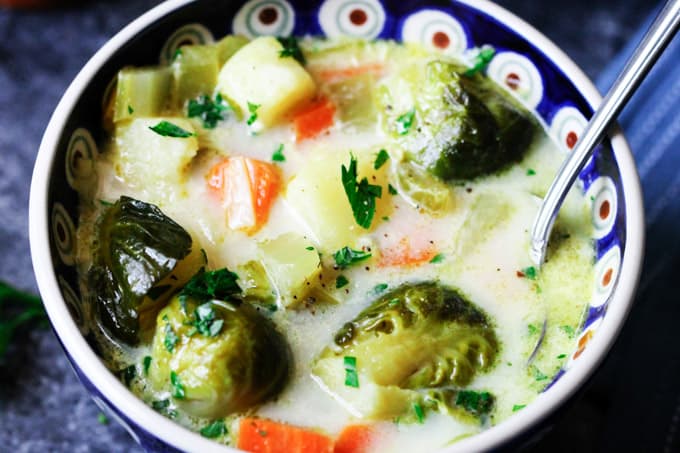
87, 196, 204, 344
378, 60, 538, 181
148, 291, 291, 418
312, 282, 498, 419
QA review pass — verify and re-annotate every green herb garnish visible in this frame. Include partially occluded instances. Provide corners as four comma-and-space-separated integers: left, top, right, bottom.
149, 121, 194, 138
164, 322, 178, 353
127, 105, 134, 114
527, 168, 536, 176
429, 253, 444, 264
188, 94, 231, 129
121, 364, 136, 386
344, 356, 359, 388
272, 143, 286, 162
388, 184, 398, 195
246, 102, 260, 126
413, 402, 425, 423
455, 390, 494, 415
512, 404, 526, 412
532, 367, 548, 381
172, 48, 182, 61
372, 283, 388, 294
200, 420, 228, 438
0, 281, 47, 361
277, 36, 306, 65
190, 302, 224, 337
520, 266, 538, 280
374, 149, 389, 169
464, 45, 496, 77
180, 268, 241, 304
341, 154, 382, 229
333, 246, 372, 268
143, 356, 152, 376
527, 323, 539, 335
170, 371, 185, 399
336, 275, 349, 289
557, 354, 567, 359
561, 325, 575, 338
305, 246, 315, 251
396, 108, 416, 135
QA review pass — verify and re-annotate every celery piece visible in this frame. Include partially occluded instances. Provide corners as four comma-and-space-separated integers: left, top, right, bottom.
172, 44, 219, 109
325, 74, 376, 128
216, 35, 249, 66
113, 66, 172, 123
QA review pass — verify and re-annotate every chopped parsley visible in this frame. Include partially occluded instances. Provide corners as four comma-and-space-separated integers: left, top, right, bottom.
464, 45, 496, 77
333, 246, 372, 268
561, 325, 576, 338
152, 399, 178, 418
180, 268, 241, 304
373, 149, 390, 169
121, 364, 136, 386
189, 302, 224, 337
170, 371, 185, 399
143, 356, 152, 376
344, 356, 359, 388
200, 420, 228, 438
336, 275, 349, 289
341, 154, 382, 229
246, 101, 260, 126
272, 143, 286, 162
187, 94, 231, 129
372, 283, 388, 294
512, 404, 526, 412
532, 366, 548, 381
388, 184, 398, 195
519, 266, 538, 280
429, 253, 445, 264
527, 323, 539, 335
172, 48, 182, 61
557, 353, 567, 359
413, 402, 425, 423
455, 390, 494, 415
127, 105, 134, 114
387, 298, 400, 307
396, 108, 416, 135
527, 168, 536, 176
149, 121, 194, 138
163, 322, 178, 353
277, 36, 306, 65
305, 246, 315, 251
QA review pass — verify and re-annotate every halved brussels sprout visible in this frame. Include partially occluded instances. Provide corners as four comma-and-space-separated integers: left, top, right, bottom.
148, 292, 291, 418
312, 282, 498, 420
87, 196, 204, 344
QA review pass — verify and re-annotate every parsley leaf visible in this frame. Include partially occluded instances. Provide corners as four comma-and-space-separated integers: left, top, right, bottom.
189, 302, 224, 337
149, 121, 194, 138
120, 364, 136, 387
272, 143, 286, 162
388, 184, 398, 195
512, 404, 526, 412
413, 402, 425, 424
527, 168, 536, 176
464, 45, 496, 77
0, 281, 47, 361
333, 246, 372, 268
396, 108, 416, 135
560, 325, 576, 338
430, 253, 445, 263
200, 420, 228, 438
164, 322, 178, 353
520, 266, 538, 280
336, 275, 349, 289
127, 105, 134, 114
455, 390, 494, 415
344, 356, 359, 388
246, 102, 260, 126
341, 154, 382, 229
277, 36, 306, 65
143, 356, 152, 376
170, 371, 185, 399
374, 149, 389, 169
372, 283, 388, 294
180, 268, 241, 304
187, 94, 231, 129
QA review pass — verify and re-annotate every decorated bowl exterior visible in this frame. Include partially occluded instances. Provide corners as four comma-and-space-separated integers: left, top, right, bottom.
29, 0, 644, 452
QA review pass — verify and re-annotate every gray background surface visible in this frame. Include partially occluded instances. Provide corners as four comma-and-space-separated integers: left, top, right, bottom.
0, 0, 664, 451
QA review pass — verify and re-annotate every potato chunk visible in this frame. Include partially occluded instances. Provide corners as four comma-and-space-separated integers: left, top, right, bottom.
216, 36, 316, 127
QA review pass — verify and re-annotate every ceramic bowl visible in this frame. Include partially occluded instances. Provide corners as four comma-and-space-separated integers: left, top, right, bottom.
29, 0, 644, 451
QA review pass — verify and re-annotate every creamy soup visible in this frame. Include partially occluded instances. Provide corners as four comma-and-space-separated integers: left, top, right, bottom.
75, 35, 593, 451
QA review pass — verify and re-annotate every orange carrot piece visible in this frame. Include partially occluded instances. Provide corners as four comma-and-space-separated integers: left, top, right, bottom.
379, 238, 437, 267
334, 425, 375, 453
238, 418, 334, 453
317, 63, 385, 83
206, 157, 281, 233
294, 98, 336, 142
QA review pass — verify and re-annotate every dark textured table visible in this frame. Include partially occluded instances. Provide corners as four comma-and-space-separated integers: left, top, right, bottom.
0, 0, 662, 451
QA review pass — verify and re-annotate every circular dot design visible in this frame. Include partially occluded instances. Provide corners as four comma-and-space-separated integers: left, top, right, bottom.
549, 106, 588, 153
592, 245, 621, 307
58, 276, 87, 333
571, 318, 601, 363
233, 0, 295, 38
159, 24, 214, 65
586, 176, 618, 239
401, 9, 467, 56
65, 128, 97, 192
51, 203, 76, 266
486, 51, 544, 109
319, 0, 386, 40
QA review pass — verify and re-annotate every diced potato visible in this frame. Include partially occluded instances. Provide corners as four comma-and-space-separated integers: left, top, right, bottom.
172, 44, 219, 108
113, 66, 172, 123
216, 36, 316, 127
258, 232, 321, 308
286, 149, 391, 251
114, 118, 198, 204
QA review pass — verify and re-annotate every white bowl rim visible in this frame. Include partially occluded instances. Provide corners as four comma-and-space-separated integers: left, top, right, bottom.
28, 0, 645, 452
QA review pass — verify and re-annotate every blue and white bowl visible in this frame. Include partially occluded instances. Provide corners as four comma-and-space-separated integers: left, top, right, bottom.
29, 0, 644, 451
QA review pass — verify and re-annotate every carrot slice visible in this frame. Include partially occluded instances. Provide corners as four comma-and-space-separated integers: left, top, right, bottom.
294, 98, 336, 142
238, 418, 334, 453
206, 157, 281, 233
379, 237, 437, 267
334, 425, 375, 453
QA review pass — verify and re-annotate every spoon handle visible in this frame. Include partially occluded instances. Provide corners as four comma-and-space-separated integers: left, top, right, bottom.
529, 0, 680, 266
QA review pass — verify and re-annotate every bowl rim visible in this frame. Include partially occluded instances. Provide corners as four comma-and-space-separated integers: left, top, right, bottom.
29, 0, 645, 451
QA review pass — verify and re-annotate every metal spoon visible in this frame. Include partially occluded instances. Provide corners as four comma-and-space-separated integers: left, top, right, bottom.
529, 0, 680, 267
526, 0, 680, 366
